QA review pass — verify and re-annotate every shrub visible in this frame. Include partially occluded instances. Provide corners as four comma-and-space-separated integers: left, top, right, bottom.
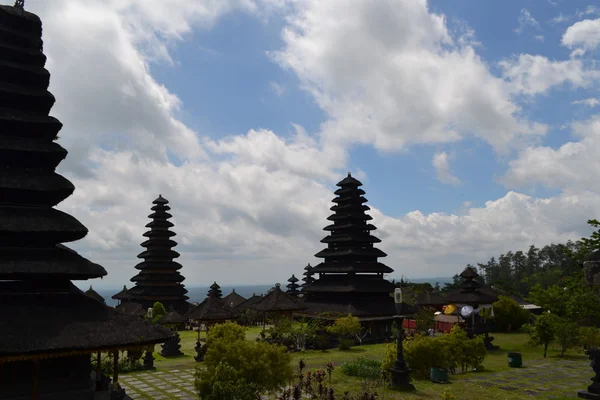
151, 301, 166, 323
580, 326, 600, 350
328, 315, 361, 350
341, 357, 382, 379
489, 296, 531, 331
381, 326, 487, 380
196, 322, 293, 399
414, 308, 435, 335
527, 312, 559, 357
554, 317, 580, 357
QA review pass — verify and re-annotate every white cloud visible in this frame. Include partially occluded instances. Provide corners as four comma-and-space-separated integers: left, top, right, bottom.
573, 98, 600, 107
499, 54, 599, 95
534, 35, 545, 42
269, 81, 285, 96
550, 13, 570, 24
577, 6, 600, 18
562, 18, 600, 50
12, 0, 600, 289
514, 9, 541, 34
432, 152, 461, 186
502, 115, 600, 192
270, 0, 545, 153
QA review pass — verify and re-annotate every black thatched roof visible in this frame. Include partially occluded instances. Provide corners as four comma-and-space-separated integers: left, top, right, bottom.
0, 4, 106, 282
222, 289, 246, 308
158, 310, 187, 325
445, 267, 498, 305
415, 292, 447, 307
303, 173, 395, 315
127, 195, 189, 304
116, 302, 147, 317
111, 285, 131, 300
84, 285, 105, 304
251, 284, 306, 312
235, 293, 263, 310
186, 296, 237, 321
0, 281, 173, 358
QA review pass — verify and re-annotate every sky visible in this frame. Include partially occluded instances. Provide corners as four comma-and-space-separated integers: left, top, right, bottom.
9, 0, 600, 289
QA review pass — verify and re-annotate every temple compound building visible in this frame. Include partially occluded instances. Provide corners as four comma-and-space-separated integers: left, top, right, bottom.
0, 3, 172, 398
300, 173, 396, 340
118, 195, 192, 315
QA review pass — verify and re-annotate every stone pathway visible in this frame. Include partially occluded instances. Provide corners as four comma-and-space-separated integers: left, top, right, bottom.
461, 358, 590, 398
119, 358, 590, 399
119, 369, 198, 400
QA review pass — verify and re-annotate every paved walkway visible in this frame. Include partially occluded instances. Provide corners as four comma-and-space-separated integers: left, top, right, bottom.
120, 369, 197, 400
461, 358, 590, 398
120, 358, 590, 399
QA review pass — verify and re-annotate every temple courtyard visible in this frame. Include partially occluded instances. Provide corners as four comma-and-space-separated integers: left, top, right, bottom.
117, 330, 590, 400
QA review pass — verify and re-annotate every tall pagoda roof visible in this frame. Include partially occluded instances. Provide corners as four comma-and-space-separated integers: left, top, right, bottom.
223, 289, 246, 308
445, 266, 498, 305
0, 3, 172, 360
112, 285, 132, 300
251, 284, 306, 313
127, 195, 189, 302
84, 285, 105, 304
302, 173, 396, 317
186, 296, 237, 321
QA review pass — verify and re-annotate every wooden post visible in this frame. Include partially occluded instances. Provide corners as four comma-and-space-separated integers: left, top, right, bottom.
32, 359, 40, 400
112, 351, 119, 388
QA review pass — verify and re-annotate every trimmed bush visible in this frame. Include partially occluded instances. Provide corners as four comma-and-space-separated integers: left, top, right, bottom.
341, 357, 382, 379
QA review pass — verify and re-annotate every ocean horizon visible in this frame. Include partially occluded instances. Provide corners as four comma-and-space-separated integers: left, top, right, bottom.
85, 277, 453, 308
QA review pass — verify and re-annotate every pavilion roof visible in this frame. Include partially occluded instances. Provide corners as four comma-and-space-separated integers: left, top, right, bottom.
235, 293, 263, 310
186, 296, 237, 321
0, 281, 173, 358
222, 289, 246, 308
251, 284, 306, 312
116, 302, 147, 318
111, 285, 132, 300
445, 267, 498, 305
84, 285, 105, 304
415, 291, 447, 307
158, 310, 187, 325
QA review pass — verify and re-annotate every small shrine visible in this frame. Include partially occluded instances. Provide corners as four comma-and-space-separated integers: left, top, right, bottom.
111, 285, 132, 306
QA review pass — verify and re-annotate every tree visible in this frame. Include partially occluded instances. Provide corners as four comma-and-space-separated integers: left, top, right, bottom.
196, 322, 292, 399
328, 315, 361, 350
527, 313, 559, 358
414, 308, 435, 335
554, 317, 580, 357
489, 296, 530, 331
151, 301, 166, 323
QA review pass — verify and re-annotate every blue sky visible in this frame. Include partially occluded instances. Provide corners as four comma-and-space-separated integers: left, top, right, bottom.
16, 0, 600, 287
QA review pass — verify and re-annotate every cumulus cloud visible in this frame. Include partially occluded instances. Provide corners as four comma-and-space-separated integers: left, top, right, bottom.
573, 98, 600, 107
270, 0, 545, 152
502, 115, 600, 192
499, 54, 598, 95
562, 18, 600, 50
514, 9, 541, 34
12, 0, 598, 288
432, 152, 461, 186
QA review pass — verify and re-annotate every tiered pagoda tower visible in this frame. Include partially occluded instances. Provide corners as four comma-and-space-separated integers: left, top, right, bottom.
302, 174, 396, 325
125, 195, 190, 314
286, 274, 300, 295
208, 281, 223, 299
0, 4, 172, 398
301, 263, 315, 288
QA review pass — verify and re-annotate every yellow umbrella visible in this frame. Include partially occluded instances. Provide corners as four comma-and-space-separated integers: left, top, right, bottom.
443, 304, 456, 315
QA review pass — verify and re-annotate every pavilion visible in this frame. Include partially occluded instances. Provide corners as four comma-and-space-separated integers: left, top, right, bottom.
0, 3, 173, 398
300, 174, 397, 340
85, 285, 106, 304
111, 285, 132, 307
223, 289, 246, 308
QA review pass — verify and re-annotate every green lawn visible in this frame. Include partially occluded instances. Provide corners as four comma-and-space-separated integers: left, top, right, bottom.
135, 330, 588, 400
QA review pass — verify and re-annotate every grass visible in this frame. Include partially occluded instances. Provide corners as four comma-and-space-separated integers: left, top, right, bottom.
127, 329, 589, 400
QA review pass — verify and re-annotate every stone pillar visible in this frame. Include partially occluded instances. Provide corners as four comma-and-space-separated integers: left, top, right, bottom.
143, 346, 155, 370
